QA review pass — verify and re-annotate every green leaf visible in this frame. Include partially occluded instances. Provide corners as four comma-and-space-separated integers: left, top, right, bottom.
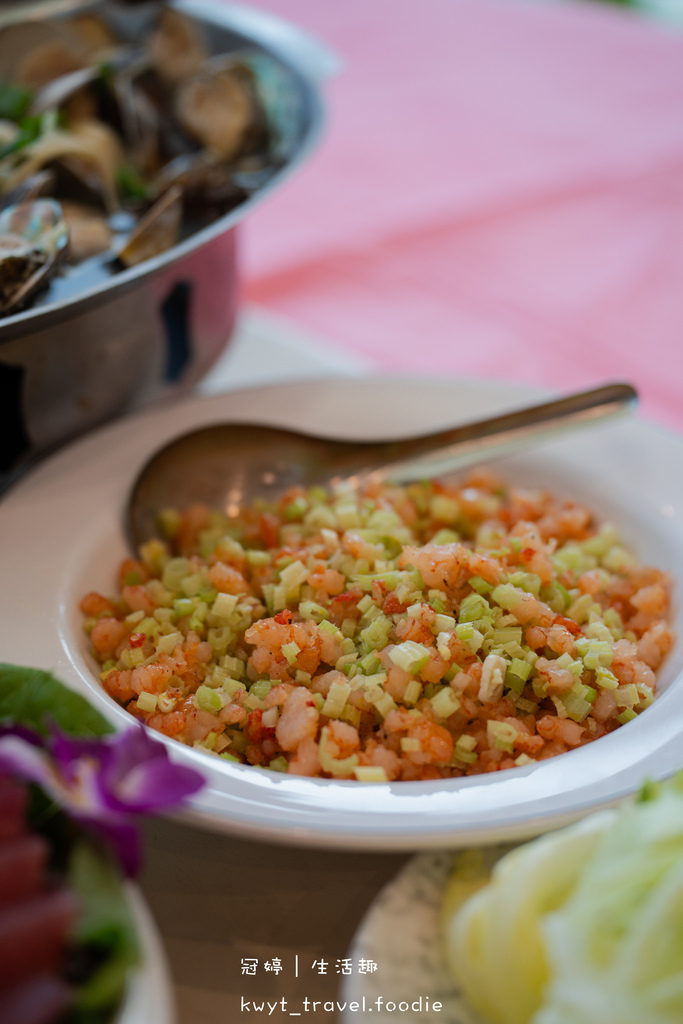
116, 164, 150, 202
0, 663, 113, 738
67, 840, 140, 1017
0, 80, 32, 121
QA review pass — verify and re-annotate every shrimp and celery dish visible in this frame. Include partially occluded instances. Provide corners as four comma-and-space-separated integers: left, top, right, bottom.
81, 471, 673, 781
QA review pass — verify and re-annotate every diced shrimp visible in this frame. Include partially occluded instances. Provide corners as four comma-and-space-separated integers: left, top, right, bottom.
419, 649, 449, 685
317, 626, 343, 667
536, 715, 585, 747
478, 654, 507, 703
176, 503, 211, 553
578, 570, 605, 595
102, 668, 135, 703
395, 617, 433, 645
592, 689, 617, 723
405, 717, 454, 765
630, 583, 668, 618
245, 617, 321, 680
263, 683, 295, 708
359, 742, 401, 780
275, 686, 319, 752
219, 703, 247, 725
535, 656, 575, 695
398, 542, 468, 591
80, 591, 116, 617
310, 670, 345, 698
637, 621, 674, 669
130, 662, 172, 695
467, 552, 502, 585
208, 561, 250, 595
90, 617, 127, 657
121, 585, 156, 616
327, 720, 360, 758
509, 591, 555, 627
147, 710, 186, 737
288, 736, 320, 776
307, 567, 345, 595
546, 624, 576, 655
117, 558, 149, 588
180, 708, 222, 745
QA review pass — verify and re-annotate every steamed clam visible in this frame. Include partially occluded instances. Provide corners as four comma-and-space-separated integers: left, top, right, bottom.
0, 198, 68, 314
0, 2, 296, 318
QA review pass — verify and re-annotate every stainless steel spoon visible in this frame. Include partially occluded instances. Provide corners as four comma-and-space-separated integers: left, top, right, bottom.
127, 381, 637, 551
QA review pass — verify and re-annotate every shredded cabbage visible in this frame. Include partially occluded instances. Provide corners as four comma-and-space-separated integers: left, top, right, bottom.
443, 778, 683, 1024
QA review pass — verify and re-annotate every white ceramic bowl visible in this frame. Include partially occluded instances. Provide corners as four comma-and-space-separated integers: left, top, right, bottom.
2, 377, 682, 849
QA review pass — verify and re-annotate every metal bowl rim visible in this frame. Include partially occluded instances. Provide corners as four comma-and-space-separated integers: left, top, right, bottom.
0, 0, 325, 342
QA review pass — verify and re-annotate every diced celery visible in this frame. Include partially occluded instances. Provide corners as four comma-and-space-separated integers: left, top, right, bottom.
311, 692, 325, 712
322, 680, 351, 718
400, 737, 421, 753
507, 657, 531, 683
389, 640, 431, 674
616, 683, 639, 708
269, 756, 289, 772
456, 734, 477, 753
603, 546, 636, 572
196, 685, 223, 713
246, 549, 271, 566
250, 679, 273, 701
566, 594, 601, 625
372, 691, 397, 719
487, 720, 517, 753
261, 707, 279, 729
120, 647, 145, 668
161, 557, 192, 592
454, 622, 485, 654
353, 766, 388, 783
617, 708, 637, 725
515, 696, 539, 714
281, 641, 300, 666
507, 572, 541, 597
431, 528, 460, 545
403, 679, 422, 705
211, 592, 238, 619
469, 576, 492, 595
433, 613, 456, 633
221, 677, 246, 699
299, 600, 329, 622
340, 704, 361, 728
459, 593, 490, 623
136, 691, 157, 713
491, 584, 523, 612
431, 687, 461, 720
359, 615, 392, 650
279, 559, 309, 597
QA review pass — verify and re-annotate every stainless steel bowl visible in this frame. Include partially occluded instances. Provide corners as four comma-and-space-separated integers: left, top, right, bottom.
0, 0, 330, 482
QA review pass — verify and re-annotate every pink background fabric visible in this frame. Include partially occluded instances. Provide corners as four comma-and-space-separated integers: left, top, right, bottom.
230, 0, 683, 429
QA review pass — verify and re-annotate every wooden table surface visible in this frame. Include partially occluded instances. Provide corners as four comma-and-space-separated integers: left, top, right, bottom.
139, 815, 408, 1023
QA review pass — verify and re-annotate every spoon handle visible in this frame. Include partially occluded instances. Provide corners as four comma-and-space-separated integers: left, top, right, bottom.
362, 382, 638, 483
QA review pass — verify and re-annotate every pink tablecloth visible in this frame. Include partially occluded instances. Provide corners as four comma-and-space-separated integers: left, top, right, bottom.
237, 0, 683, 430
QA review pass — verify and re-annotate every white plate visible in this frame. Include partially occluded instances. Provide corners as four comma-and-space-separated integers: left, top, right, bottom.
2, 376, 683, 849
119, 884, 176, 1024
340, 851, 476, 1024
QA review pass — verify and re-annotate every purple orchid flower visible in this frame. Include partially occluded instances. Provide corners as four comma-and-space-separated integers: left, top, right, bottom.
0, 724, 204, 875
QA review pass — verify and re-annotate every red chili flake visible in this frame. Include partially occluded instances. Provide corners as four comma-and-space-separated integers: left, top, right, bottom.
129, 632, 146, 648
273, 609, 293, 625
384, 592, 407, 615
